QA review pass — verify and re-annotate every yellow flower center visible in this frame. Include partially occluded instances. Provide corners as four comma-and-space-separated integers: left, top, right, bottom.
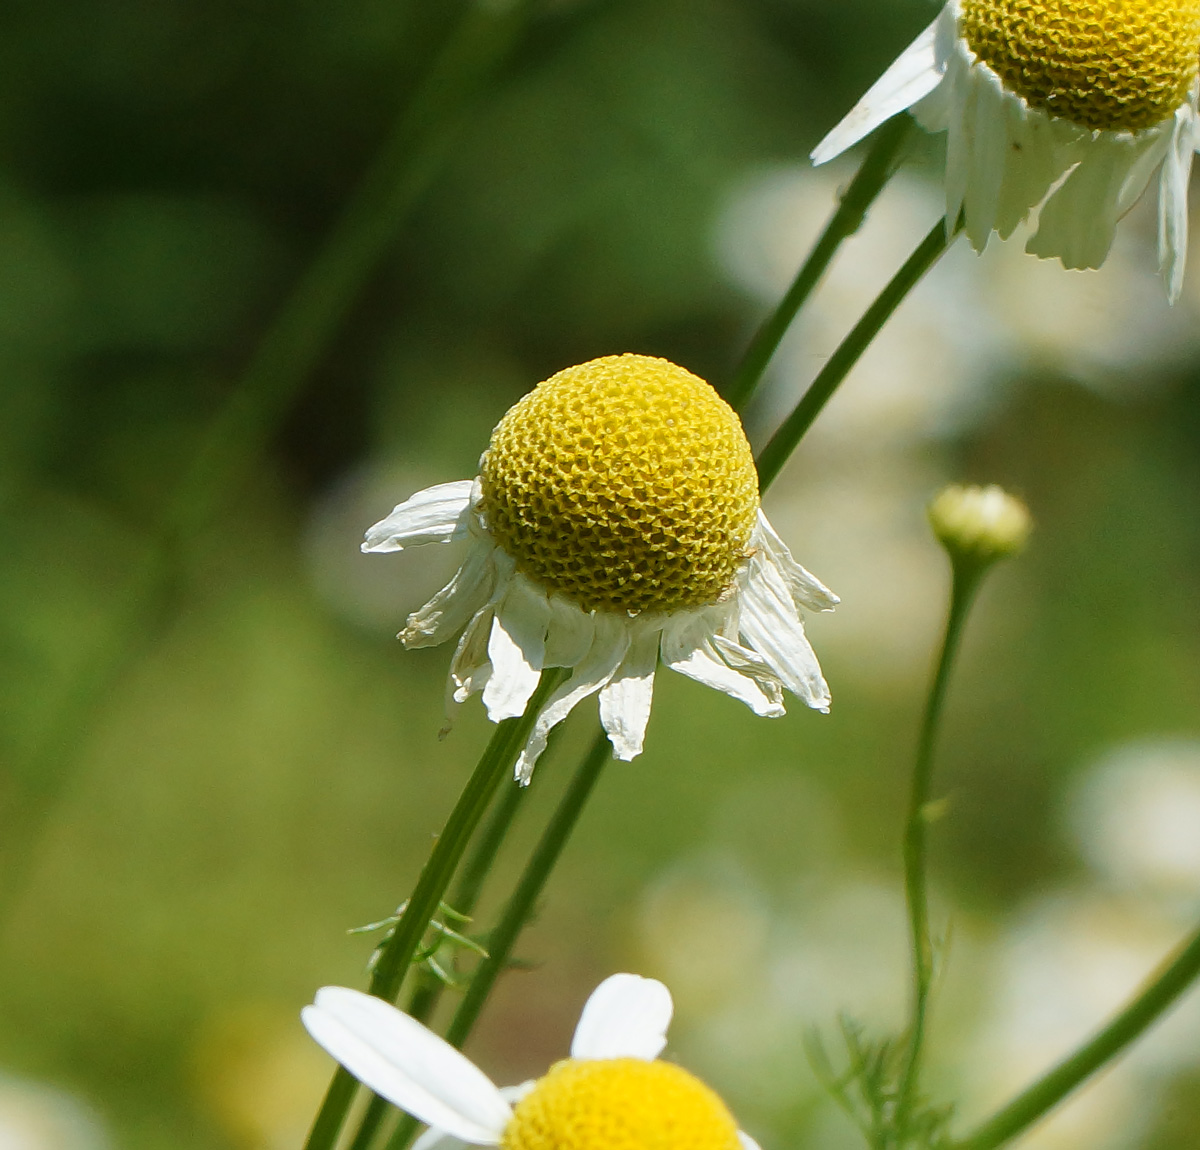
479, 354, 759, 615
961, 0, 1200, 131
501, 1059, 742, 1150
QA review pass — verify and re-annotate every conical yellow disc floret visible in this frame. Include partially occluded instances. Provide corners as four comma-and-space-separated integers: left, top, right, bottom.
502, 1058, 742, 1150
479, 354, 759, 615
961, 0, 1200, 131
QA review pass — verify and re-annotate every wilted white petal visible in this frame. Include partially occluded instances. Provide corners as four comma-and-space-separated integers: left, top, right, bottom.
1030, 128, 1169, 269
597, 621, 662, 761
662, 610, 785, 718
401, 541, 497, 650
570, 973, 674, 1061
1159, 101, 1197, 303
363, 481, 476, 553
962, 60, 1011, 250
811, 16, 944, 164
448, 608, 494, 709
302, 988, 510, 1145
739, 553, 830, 711
483, 578, 550, 722
993, 99, 1082, 239
514, 613, 630, 784
753, 512, 838, 612
542, 595, 595, 668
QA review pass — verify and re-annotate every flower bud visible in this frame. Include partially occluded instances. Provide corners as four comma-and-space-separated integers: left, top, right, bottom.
927, 484, 1031, 567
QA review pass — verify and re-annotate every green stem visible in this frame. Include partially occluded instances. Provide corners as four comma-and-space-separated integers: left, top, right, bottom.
170, 0, 537, 538
724, 113, 913, 413
754, 216, 959, 493
303, 667, 567, 1150
346, 755, 535, 1150
952, 919, 1200, 1150
894, 563, 983, 1141
384, 729, 611, 1150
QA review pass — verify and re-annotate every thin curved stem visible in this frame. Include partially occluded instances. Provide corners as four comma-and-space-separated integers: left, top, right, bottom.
724, 114, 914, 413
303, 667, 567, 1150
347, 751, 535, 1150
894, 564, 983, 1140
755, 216, 960, 493
953, 918, 1200, 1150
384, 729, 611, 1150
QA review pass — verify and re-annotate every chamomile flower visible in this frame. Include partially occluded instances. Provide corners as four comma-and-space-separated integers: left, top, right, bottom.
365, 353, 836, 783
812, 0, 1200, 300
301, 973, 761, 1150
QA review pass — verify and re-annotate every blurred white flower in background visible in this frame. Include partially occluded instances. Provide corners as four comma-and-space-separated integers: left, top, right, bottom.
960, 737, 1200, 1150
1068, 739, 1200, 902
0, 1077, 108, 1150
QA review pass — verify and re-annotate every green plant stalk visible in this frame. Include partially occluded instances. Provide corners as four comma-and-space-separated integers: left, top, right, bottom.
755, 216, 959, 493
894, 563, 984, 1142
303, 667, 567, 1150
952, 918, 1200, 1150
384, 729, 612, 1150
724, 113, 914, 412
347, 756, 534, 1150
170, 0, 537, 539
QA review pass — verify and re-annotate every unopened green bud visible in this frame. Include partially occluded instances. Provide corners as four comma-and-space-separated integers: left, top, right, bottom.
927, 484, 1031, 567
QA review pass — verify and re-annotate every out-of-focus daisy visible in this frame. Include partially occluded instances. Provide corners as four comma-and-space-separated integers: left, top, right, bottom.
301, 972, 761, 1150
812, 0, 1200, 300
364, 354, 836, 782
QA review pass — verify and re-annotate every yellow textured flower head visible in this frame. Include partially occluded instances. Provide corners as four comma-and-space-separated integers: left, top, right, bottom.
479, 353, 760, 615
502, 1058, 742, 1150
961, 0, 1200, 131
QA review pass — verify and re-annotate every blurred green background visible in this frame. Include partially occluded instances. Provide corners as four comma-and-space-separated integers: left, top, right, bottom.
3, 0, 1200, 1148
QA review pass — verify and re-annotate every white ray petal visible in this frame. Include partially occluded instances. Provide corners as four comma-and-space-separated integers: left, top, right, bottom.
483, 578, 550, 722
738, 1132, 763, 1150
302, 988, 511, 1145
662, 611, 785, 718
542, 595, 595, 668
513, 613, 630, 784
402, 541, 498, 650
739, 552, 830, 711
570, 973, 674, 1061
993, 99, 1082, 239
811, 15, 944, 164
1030, 129, 1168, 269
753, 512, 838, 612
363, 481, 476, 553
448, 607, 494, 709
597, 621, 662, 761
1159, 101, 1197, 303
962, 61, 1010, 250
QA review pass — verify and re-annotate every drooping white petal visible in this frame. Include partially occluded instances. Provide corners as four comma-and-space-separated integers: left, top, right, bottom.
542, 594, 596, 668
739, 552, 830, 712
448, 607, 494, 709
302, 988, 511, 1145
753, 512, 838, 612
1029, 127, 1170, 269
811, 15, 944, 164
513, 612, 630, 784
362, 481, 477, 553
482, 578, 550, 722
1159, 100, 1197, 303
402, 540, 498, 650
738, 1132, 764, 1150
662, 610, 785, 719
992, 97, 1082, 240
961, 59, 1011, 250
569, 973, 674, 1061
597, 621, 662, 761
